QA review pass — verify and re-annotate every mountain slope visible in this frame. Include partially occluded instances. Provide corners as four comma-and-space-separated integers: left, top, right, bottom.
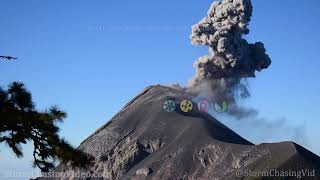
45, 85, 320, 180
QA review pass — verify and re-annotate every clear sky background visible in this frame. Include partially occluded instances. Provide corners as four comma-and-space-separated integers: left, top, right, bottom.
1, 0, 320, 178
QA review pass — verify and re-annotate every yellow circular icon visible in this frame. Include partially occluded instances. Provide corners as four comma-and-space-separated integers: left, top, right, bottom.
180, 100, 193, 112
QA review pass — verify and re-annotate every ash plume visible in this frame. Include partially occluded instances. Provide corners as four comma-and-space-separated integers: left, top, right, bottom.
188, 0, 271, 115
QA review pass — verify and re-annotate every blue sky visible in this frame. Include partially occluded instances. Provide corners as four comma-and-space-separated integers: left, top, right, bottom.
1, 0, 320, 177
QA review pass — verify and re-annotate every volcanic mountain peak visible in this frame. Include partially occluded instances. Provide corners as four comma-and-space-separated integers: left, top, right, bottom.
48, 85, 320, 180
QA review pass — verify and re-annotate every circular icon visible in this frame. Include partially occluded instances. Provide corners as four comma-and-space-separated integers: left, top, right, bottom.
163, 100, 176, 112
214, 100, 228, 113
198, 99, 210, 113
180, 100, 193, 113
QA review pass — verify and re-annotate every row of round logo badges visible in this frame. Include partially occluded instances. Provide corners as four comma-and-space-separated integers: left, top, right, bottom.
163, 99, 228, 113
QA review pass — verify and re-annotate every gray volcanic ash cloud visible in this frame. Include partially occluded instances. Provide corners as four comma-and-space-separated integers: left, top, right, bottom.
188, 0, 271, 113
185, 0, 308, 147
190, 0, 271, 79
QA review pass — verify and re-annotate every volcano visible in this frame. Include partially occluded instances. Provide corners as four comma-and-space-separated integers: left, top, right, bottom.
44, 85, 320, 179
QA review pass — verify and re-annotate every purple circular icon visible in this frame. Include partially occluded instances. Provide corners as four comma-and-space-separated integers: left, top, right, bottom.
198, 99, 210, 113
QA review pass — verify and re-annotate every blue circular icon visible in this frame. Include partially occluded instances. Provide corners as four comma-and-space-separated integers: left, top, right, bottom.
163, 100, 176, 112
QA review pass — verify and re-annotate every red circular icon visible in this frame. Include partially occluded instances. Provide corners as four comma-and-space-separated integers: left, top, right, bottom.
198, 99, 210, 113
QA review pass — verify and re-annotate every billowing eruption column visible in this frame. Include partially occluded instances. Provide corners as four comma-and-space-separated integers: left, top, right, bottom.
188, 0, 271, 115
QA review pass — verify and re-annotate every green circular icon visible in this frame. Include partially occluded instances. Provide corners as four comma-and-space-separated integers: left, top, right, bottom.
214, 100, 228, 113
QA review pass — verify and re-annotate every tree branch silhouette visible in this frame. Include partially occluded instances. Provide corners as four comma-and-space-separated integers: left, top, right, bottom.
0, 56, 18, 60
0, 82, 93, 172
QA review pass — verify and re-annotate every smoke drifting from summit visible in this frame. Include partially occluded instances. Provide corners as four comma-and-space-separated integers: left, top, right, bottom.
188, 0, 271, 108
188, 0, 271, 113
184, 0, 309, 147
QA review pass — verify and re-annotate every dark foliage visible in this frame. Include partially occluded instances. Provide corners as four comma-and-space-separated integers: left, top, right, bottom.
0, 82, 93, 172
0, 56, 18, 60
